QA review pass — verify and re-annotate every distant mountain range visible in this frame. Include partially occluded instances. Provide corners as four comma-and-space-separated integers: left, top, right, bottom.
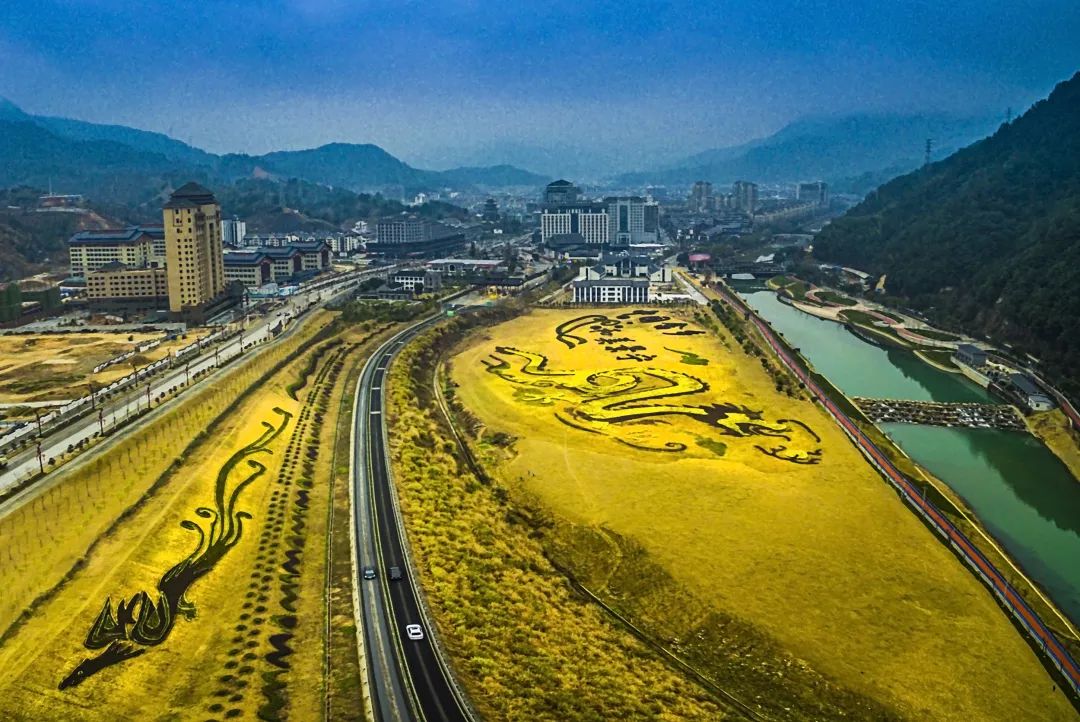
814, 71, 1080, 395
0, 99, 549, 206
617, 113, 1003, 192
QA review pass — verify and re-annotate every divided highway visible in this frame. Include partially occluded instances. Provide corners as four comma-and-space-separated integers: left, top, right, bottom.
351, 316, 472, 722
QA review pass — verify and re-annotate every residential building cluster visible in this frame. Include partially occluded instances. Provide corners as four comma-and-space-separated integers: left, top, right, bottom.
686, 180, 759, 215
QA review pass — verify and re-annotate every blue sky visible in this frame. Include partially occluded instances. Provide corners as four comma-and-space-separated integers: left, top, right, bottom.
1, 0, 1078, 172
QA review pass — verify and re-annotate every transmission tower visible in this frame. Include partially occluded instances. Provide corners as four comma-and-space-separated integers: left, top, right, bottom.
924, 138, 934, 167
1006, 106, 1013, 124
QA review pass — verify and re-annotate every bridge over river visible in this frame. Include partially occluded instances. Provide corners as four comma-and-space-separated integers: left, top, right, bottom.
853, 397, 1026, 431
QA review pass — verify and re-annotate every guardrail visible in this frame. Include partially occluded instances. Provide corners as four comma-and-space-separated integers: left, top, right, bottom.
712, 282, 1080, 700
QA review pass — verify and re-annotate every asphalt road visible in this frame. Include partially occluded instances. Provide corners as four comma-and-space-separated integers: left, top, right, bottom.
352, 318, 471, 722
0, 272, 371, 497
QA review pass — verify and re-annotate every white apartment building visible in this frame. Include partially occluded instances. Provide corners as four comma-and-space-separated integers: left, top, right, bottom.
540, 203, 609, 244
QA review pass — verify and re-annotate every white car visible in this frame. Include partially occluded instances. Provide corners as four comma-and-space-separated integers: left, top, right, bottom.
405, 624, 424, 641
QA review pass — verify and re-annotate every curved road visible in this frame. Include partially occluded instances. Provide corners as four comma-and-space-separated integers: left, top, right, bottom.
351, 317, 472, 722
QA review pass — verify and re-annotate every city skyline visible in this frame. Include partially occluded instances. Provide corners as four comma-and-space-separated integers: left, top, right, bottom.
1, 0, 1079, 174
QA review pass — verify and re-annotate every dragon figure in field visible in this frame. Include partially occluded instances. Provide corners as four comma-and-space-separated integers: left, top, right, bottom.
58, 407, 292, 690
482, 346, 821, 463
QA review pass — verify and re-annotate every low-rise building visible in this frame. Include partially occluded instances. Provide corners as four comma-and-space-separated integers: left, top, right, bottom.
572, 252, 670, 303
1008, 373, 1055, 412
67, 225, 166, 278
954, 343, 988, 368
223, 241, 331, 288
572, 278, 649, 304
390, 269, 443, 293
581, 253, 671, 284
85, 263, 169, 310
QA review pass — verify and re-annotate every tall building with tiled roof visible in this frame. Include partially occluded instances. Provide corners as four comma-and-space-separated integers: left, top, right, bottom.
164, 182, 226, 315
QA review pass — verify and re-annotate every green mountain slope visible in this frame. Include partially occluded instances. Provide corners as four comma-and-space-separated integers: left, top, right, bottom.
814, 71, 1080, 393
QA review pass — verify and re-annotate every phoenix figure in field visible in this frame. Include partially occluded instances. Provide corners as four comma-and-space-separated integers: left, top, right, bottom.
58, 407, 292, 690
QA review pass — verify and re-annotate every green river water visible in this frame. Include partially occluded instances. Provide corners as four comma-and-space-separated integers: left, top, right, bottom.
734, 283, 1080, 627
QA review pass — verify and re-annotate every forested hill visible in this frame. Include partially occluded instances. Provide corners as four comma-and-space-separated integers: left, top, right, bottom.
814, 71, 1080, 394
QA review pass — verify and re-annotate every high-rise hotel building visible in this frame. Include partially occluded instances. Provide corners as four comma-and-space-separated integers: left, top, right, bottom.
164, 182, 226, 315
605, 196, 660, 246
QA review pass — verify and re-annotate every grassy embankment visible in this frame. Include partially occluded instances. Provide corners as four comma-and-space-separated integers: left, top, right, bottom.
707, 279, 1080, 672
0, 312, 389, 721
1027, 409, 1080, 483
814, 290, 857, 306
387, 308, 729, 721
914, 349, 961, 372
449, 304, 1078, 721
767, 275, 811, 301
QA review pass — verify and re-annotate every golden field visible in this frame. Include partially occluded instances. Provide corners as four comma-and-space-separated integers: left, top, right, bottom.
0, 313, 373, 720
449, 307, 1076, 720
0, 331, 190, 405
388, 323, 728, 720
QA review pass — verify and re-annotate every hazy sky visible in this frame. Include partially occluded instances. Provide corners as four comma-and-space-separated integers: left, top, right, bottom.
1, 0, 1078, 172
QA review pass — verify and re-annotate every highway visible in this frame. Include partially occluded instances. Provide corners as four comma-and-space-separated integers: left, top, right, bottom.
351, 316, 472, 722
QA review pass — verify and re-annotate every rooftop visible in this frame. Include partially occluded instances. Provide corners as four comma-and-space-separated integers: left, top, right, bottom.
1009, 373, 1047, 396
67, 225, 163, 246
573, 278, 649, 287
427, 258, 502, 266
164, 181, 217, 209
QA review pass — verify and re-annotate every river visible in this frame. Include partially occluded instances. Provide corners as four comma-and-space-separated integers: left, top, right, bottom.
734, 282, 1080, 627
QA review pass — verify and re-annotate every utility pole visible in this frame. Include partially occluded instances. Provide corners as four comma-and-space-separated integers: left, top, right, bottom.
924, 138, 934, 167
98, 409, 105, 435
34, 409, 43, 437
146, 382, 152, 409
36, 442, 44, 475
